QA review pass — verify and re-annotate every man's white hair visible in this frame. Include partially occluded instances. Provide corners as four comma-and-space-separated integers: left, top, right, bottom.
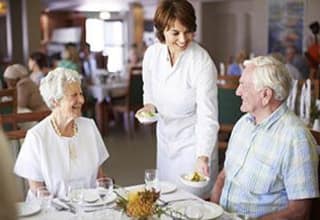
244, 56, 292, 101
39, 67, 82, 109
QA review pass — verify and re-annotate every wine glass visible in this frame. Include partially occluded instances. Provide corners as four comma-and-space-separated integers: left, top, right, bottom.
96, 177, 114, 199
36, 186, 53, 213
144, 169, 159, 191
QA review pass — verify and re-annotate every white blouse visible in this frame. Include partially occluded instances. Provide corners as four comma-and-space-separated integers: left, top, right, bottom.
14, 116, 109, 199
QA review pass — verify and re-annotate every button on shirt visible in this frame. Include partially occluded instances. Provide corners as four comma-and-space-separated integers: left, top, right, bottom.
220, 104, 319, 218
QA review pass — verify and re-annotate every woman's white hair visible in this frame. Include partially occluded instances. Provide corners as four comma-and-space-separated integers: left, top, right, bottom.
244, 56, 292, 101
39, 67, 82, 109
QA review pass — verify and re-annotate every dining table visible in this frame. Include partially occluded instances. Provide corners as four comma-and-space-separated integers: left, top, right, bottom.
18, 183, 240, 220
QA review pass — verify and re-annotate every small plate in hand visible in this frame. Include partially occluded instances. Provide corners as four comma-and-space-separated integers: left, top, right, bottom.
135, 111, 158, 124
180, 172, 210, 188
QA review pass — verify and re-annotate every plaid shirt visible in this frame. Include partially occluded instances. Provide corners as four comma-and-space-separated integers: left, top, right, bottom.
220, 104, 319, 218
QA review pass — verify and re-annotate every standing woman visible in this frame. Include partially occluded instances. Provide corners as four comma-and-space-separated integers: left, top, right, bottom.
137, 0, 219, 198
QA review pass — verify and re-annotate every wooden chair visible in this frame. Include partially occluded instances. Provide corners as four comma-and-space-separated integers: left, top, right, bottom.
0, 88, 17, 114
112, 66, 143, 134
310, 129, 320, 219
0, 110, 51, 140
217, 75, 242, 150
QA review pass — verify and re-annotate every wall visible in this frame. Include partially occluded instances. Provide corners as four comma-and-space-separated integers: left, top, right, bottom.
200, 0, 320, 65
201, 0, 267, 64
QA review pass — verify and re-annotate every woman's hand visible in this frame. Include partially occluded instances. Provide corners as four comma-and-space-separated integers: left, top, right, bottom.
136, 104, 156, 115
195, 156, 209, 176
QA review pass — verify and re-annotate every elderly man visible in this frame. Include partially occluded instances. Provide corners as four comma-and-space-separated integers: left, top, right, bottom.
211, 56, 319, 219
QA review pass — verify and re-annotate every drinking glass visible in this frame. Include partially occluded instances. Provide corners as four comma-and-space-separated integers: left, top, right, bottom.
67, 181, 84, 204
96, 177, 114, 200
144, 169, 159, 191
36, 186, 53, 213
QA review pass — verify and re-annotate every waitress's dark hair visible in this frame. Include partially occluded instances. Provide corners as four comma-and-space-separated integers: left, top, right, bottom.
153, 0, 196, 43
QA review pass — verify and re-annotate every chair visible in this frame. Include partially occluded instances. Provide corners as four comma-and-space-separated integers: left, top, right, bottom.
0, 110, 51, 140
310, 129, 320, 219
217, 75, 242, 150
287, 79, 319, 123
0, 88, 17, 115
112, 66, 143, 134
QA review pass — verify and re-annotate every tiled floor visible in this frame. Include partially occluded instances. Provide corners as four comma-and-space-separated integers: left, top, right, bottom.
101, 123, 157, 187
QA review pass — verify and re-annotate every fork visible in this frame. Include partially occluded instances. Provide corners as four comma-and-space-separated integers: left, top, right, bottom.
158, 198, 199, 207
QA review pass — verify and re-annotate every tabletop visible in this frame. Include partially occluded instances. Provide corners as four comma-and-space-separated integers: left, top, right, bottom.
18, 184, 240, 220
88, 80, 128, 103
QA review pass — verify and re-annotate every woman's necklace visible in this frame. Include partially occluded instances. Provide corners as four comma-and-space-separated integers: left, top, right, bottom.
51, 117, 78, 160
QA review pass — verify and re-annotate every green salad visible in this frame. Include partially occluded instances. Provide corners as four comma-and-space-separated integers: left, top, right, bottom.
139, 111, 156, 118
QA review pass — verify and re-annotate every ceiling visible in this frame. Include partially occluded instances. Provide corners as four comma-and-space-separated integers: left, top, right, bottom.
41, 0, 159, 12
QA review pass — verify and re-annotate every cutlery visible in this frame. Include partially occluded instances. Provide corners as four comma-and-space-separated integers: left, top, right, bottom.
158, 198, 199, 207
56, 198, 77, 214
51, 201, 67, 211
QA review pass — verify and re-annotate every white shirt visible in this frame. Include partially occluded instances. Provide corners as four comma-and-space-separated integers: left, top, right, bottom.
14, 116, 109, 199
142, 41, 219, 160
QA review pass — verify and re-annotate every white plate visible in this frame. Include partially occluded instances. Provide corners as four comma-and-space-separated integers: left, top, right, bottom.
80, 190, 117, 207
169, 200, 224, 220
160, 182, 177, 194
16, 202, 41, 217
135, 112, 158, 124
180, 173, 209, 188
83, 189, 100, 203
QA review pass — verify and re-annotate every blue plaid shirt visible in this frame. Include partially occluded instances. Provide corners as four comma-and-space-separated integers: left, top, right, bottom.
220, 104, 319, 218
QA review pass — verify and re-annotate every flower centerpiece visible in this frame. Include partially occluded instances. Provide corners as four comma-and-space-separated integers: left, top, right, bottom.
116, 188, 162, 219
116, 188, 187, 220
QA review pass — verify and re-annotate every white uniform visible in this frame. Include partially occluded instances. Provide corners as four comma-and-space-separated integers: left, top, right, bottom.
14, 116, 109, 199
142, 42, 219, 198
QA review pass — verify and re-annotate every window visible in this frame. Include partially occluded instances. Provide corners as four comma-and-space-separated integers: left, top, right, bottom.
86, 19, 125, 72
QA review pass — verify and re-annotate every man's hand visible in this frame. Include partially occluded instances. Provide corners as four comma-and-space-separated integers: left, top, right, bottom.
195, 156, 209, 176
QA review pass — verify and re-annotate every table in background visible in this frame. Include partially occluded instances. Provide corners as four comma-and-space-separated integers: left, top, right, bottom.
88, 80, 128, 135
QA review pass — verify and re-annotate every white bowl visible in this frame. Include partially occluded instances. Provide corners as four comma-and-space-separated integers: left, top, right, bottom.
180, 173, 210, 188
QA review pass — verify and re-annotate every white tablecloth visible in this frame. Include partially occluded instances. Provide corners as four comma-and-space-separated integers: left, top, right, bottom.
88, 81, 128, 103
19, 184, 239, 220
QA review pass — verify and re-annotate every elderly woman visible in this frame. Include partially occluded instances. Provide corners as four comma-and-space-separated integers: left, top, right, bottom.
14, 67, 109, 199
4, 64, 48, 112
137, 0, 219, 198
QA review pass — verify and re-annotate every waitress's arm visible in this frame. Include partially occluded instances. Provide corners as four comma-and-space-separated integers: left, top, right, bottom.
194, 56, 220, 171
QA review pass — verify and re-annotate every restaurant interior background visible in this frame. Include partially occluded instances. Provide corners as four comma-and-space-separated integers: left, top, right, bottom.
0, 0, 319, 72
